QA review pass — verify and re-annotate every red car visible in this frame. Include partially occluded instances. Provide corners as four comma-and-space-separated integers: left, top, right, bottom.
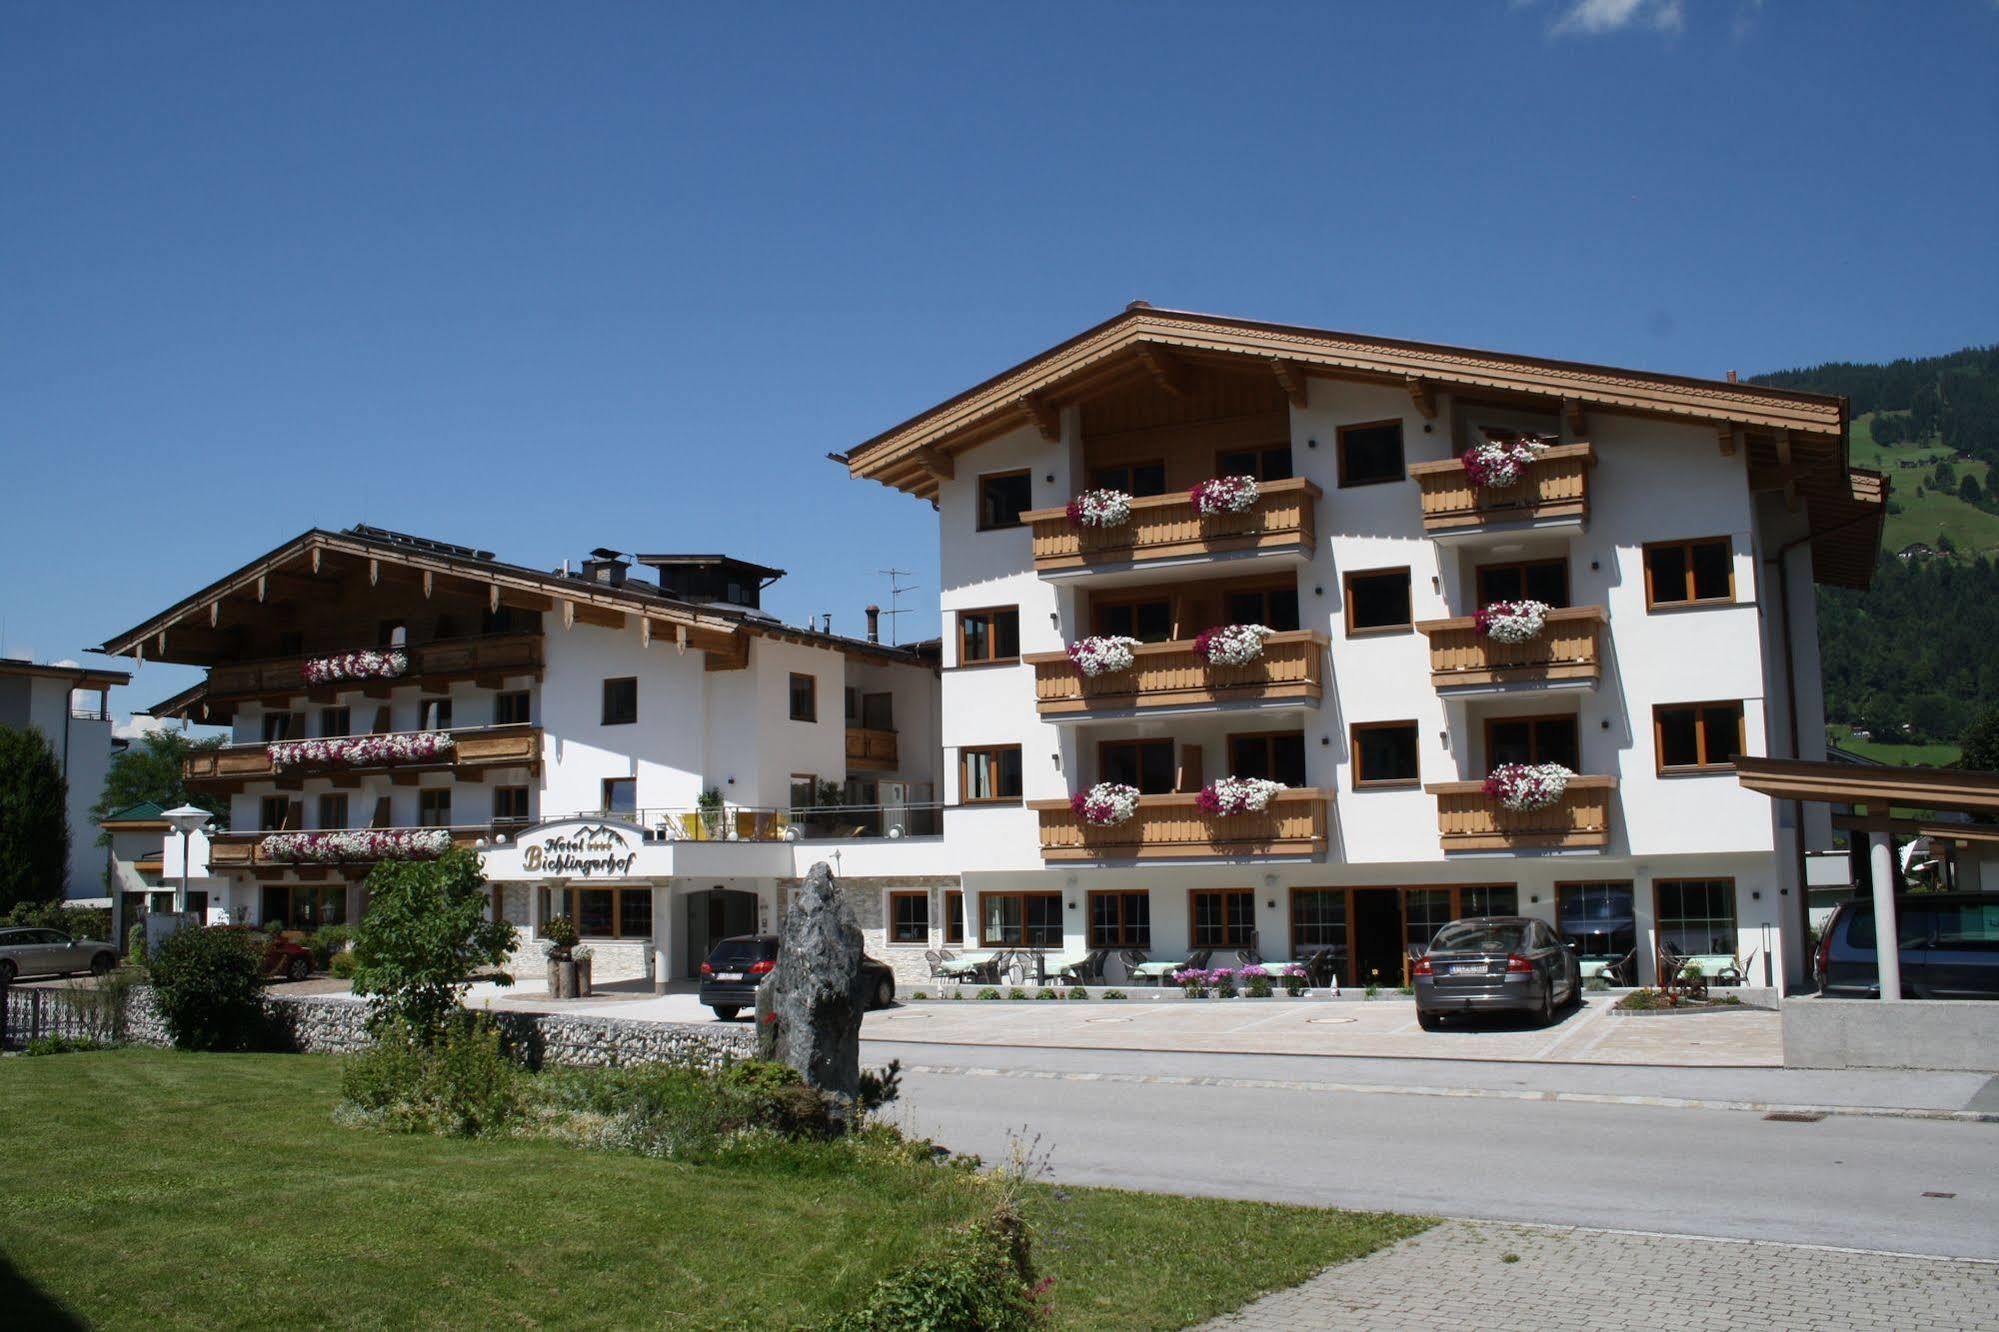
217, 927, 313, 981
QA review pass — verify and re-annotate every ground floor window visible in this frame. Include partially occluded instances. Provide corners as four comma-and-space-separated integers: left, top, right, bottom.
261, 883, 346, 931
1458, 884, 1519, 919
1289, 889, 1347, 950
544, 885, 654, 939
1190, 888, 1255, 949
1557, 881, 1636, 963
943, 890, 964, 945
889, 891, 930, 944
980, 891, 1062, 948
1655, 878, 1736, 956
1404, 889, 1454, 950
1087, 891, 1151, 949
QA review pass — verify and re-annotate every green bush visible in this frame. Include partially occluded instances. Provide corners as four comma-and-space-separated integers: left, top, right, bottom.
910, 990, 927, 1001
1064, 987, 1088, 1001
308, 924, 356, 970
541, 914, 579, 951
1618, 987, 1659, 1011
1006, 987, 1028, 1001
351, 849, 515, 1042
949, 991, 965, 1001
125, 923, 146, 964
1243, 974, 1274, 998
339, 1016, 527, 1138
25, 1034, 103, 1056
1101, 989, 1127, 1000
148, 926, 267, 1051
977, 988, 1001, 1000
329, 950, 360, 980
5, 900, 111, 941
826, 1201, 1043, 1331
1033, 988, 1059, 1001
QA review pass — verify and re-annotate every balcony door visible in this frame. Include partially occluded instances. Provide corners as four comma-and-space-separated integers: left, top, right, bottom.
1098, 738, 1176, 794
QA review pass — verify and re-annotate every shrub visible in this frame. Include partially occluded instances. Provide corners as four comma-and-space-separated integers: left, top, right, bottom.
6, 900, 112, 940
977, 988, 1001, 1000
1281, 969, 1306, 996
1364, 983, 1380, 999
1242, 972, 1273, 999
1618, 987, 1659, 1011
1033, 988, 1059, 1001
339, 1016, 526, 1137
1065, 987, 1088, 1000
950, 991, 965, 1001
910, 990, 928, 1001
1007, 987, 1029, 1001
826, 1201, 1043, 1331
1397, 984, 1414, 996
25, 1034, 103, 1056
125, 923, 146, 964
329, 950, 360, 980
351, 849, 515, 1042
148, 925, 267, 1051
308, 924, 356, 970
1101, 989, 1127, 1000
0, 726, 69, 914
541, 914, 579, 953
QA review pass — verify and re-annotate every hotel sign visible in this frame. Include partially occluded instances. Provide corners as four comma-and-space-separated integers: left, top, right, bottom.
519, 822, 640, 878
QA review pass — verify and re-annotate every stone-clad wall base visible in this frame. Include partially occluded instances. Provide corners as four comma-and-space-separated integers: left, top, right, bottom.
4, 986, 753, 1070
778, 874, 963, 986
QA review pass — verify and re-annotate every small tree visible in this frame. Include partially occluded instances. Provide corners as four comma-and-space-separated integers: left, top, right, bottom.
0, 724, 70, 912
1961, 708, 1999, 775
351, 849, 513, 1040
89, 729, 228, 845
149, 925, 267, 1050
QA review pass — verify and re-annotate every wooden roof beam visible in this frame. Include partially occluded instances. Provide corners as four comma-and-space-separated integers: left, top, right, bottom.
1018, 393, 1060, 442
1563, 397, 1586, 438
1405, 376, 1438, 420
1135, 345, 1191, 399
911, 445, 955, 482
1269, 358, 1309, 409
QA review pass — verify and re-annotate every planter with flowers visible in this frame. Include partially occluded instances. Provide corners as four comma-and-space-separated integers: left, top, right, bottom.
1065, 488, 1133, 529
1482, 762, 1574, 813
1191, 623, 1274, 668
1280, 964, 1308, 997
1189, 475, 1260, 516
1461, 433, 1551, 491
1473, 600, 1550, 645
1070, 782, 1141, 828
1066, 635, 1141, 679
1195, 776, 1286, 818
267, 731, 455, 772
1173, 967, 1210, 999
302, 647, 409, 687
258, 828, 452, 864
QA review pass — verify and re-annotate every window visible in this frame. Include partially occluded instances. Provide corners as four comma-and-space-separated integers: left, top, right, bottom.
601, 777, 636, 816
1558, 881, 1636, 962
1224, 584, 1301, 632
495, 690, 530, 726
1487, 715, 1581, 771
1458, 885, 1519, 918
1093, 595, 1173, 642
789, 773, 818, 813
260, 883, 345, 930
259, 796, 293, 832
317, 706, 350, 738
262, 712, 297, 742
788, 672, 817, 722
1216, 445, 1293, 482
1290, 889, 1347, 950
419, 697, 453, 731
889, 891, 931, 944
960, 746, 1023, 803
1654, 701, 1744, 772
943, 890, 964, 946
862, 692, 893, 730
316, 794, 348, 830
378, 620, 407, 648
418, 788, 452, 827
601, 677, 637, 726
1230, 732, 1307, 786
1344, 568, 1412, 634
1655, 878, 1737, 956
1098, 738, 1175, 794
1337, 420, 1404, 487
978, 470, 1033, 530
494, 786, 530, 823
1351, 722, 1420, 786
981, 891, 1063, 948
1405, 889, 1455, 950
1644, 537, 1733, 608
1476, 559, 1570, 609
561, 886, 653, 939
957, 607, 1021, 665
1091, 460, 1167, 496
1088, 892, 1152, 949
1190, 888, 1255, 948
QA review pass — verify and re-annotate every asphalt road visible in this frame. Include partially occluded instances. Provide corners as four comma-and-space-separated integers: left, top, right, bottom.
872, 1041, 1999, 1261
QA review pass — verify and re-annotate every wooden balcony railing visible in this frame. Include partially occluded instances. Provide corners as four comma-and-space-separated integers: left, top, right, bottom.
1021, 478, 1321, 573
1406, 443, 1594, 534
1415, 607, 1607, 691
205, 826, 491, 870
846, 726, 900, 771
1024, 630, 1327, 717
1029, 789, 1329, 861
204, 633, 544, 700
1425, 775, 1617, 851
183, 724, 542, 788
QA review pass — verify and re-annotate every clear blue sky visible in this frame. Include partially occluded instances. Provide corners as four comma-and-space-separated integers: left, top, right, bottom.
4, 1, 1995, 725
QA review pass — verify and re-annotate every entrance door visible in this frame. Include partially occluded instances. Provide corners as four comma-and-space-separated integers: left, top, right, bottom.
1351, 889, 1404, 988
682, 888, 760, 978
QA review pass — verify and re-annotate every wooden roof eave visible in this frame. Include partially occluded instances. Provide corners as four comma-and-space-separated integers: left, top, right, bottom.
1735, 757, 1999, 817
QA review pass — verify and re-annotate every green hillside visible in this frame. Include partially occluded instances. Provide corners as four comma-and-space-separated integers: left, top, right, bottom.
1849, 412, 1999, 556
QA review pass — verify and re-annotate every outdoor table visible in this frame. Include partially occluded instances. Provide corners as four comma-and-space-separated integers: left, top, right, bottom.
1577, 958, 1621, 980
935, 952, 996, 978
1128, 960, 1192, 985
1682, 954, 1743, 983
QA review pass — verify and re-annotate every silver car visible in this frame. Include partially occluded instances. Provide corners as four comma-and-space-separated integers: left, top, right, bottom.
0, 927, 120, 984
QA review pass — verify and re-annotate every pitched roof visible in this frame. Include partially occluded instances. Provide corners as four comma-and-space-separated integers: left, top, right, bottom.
0, 659, 130, 690
100, 800, 169, 829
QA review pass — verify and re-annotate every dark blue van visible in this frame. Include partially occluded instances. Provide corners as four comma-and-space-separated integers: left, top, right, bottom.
1816, 893, 1999, 999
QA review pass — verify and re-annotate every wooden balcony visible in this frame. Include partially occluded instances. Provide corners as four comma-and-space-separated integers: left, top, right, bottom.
1029, 789, 1329, 861
1024, 630, 1327, 718
204, 632, 544, 701
1406, 443, 1594, 536
1425, 775, 1618, 851
183, 724, 542, 790
846, 726, 900, 771
205, 825, 490, 872
1415, 607, 1607, 693
1021, 478, 1320, 574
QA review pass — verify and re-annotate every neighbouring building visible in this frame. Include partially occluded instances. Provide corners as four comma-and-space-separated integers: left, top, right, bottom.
102, 800, 173, 921
834, 303, 1885, 990
93, 526, 943, 983
0, 658, 130, 902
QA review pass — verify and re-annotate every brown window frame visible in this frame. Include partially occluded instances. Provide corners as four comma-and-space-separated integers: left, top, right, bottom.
1652, 877, 1738, 957
1642, 537, 1735, 610
1228, 729, 1307, 787
1087, 890, 1152, 949
955, 606, 1021, 666
943, 890, 964, 946
1097, 737, 1176, 795
417, 787, 452, 828
315, 793, 349, 831
1652, 700, 1746, 774
1090, 459, 1168, 496
1214, 444, 1294, 483
1336, 419, 1406, 488
959, 745, 1023, 804
493, 785, 530, 823
1343, 566, 1414, 636
888, 891, 931, 945
977, 469, 1034, 531
259, 795, 294, 832
1484, 713, 1582, 771
495, 689, 531, 726
1289, 887, 1348, 953
1218, 580, 1301, 633
1350, 720, 1421, 788
1089, 591, 1175, 641
788, 672, 818, 723
979, 890, 1064, 948
556, 885, 655, 940
1475, 557, 1571, 610
318, 706, 351, 738
1189, 888, 1256, 949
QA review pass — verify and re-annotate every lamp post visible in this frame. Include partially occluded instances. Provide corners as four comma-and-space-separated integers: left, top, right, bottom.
162, 805, 212, 917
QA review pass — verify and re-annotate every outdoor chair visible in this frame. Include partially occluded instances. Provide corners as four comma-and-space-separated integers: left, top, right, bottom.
1058, 949, 1110, 986
970, 950, 1012, 986
1118, 949, 1148, 981
1602, 948, 1637, 987
923, 949, 955, 986
1303, 947, 1340, 990
1182, 948, 1213, 974
1235, 947, 1263, 967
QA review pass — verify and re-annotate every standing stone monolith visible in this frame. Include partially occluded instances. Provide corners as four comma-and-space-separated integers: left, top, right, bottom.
770, 861, 866, 1108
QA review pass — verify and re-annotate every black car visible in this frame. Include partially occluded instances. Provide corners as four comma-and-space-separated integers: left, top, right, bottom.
698, 934, 897, 1020
1412, 916, 1580, 1029
1817, 892, 1999, 1000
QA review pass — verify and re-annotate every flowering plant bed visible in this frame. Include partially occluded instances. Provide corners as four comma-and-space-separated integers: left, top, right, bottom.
268, 731, 455, 771
1191, 623, 1273, 666
1195, 776, 1286, 817
1066, 635, 1141, 678
1461, 433, 1551, 490
1481, 762, 1573, 812
1188, 475, 1259, 515
1473, 599, 1550, 644
1065, 488, 1133, 529
302, 648, 409, 686
258, 828, 453, 863
1070, 782, 1140, 827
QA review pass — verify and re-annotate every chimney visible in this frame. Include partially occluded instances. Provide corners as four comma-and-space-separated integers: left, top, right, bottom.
821, 613, 833, 634
865, 604, 881, 643
1726, 370, 1738, 383
583, 548, 628, 587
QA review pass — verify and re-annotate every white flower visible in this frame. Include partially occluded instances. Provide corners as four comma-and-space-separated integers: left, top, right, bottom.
1462, 433, 1551, 490
1482, 763, 1573, 812
1066, 488, 1133, 529
258, 828, 452, 863
1193, 623, 1274, 666
1066, 635, 1142, 678
267, 730, 455, 771
1071, 782, 1141, 827
301, 648, 409, 686
1189, 475, 1260, 515
1475, 600, 1550, 644
1198, 776, 1286, 816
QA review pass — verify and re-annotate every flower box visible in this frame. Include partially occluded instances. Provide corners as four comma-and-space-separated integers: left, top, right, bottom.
1066, 635, 1141, 678
1065, 488, 1133, 529
1069, 782, 1140, 827
1191, 623, 1273, 666
1189, 475, 1259, 515
301, 648, 409, 686
1482, 762, 1574, 812
257, 828, 453, 863
1195, 776, 1286, 816
1473, 600, 1550, 644
1462, 434, 1552, 490
267, 731, 456, 771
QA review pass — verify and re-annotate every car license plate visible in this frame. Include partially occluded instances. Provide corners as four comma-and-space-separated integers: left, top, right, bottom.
1447, 964, 1487, 975
715, 972, 743, 982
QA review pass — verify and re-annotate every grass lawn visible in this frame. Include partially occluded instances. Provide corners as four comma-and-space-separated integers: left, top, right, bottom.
0, 1050, 1425, 1330
1828, 725, 1961, 768
1848, 415, 1999, 556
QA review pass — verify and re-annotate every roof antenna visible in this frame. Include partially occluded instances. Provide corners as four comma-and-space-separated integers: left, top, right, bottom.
876, 569, 916, 647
